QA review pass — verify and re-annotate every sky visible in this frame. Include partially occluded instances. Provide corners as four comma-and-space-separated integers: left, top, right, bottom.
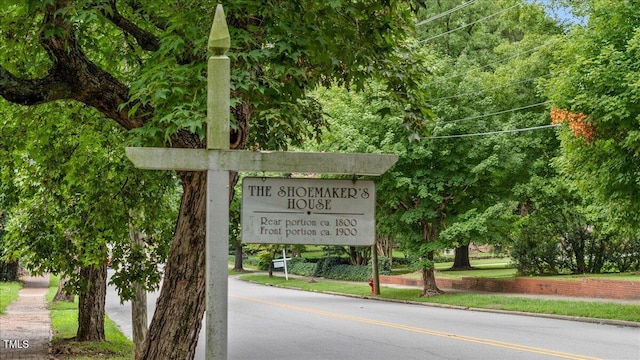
528, 0, 587, 25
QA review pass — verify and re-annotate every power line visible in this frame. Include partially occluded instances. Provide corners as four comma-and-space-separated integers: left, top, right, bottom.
415, 0, 477, 26
435, 101, 551, 125
429, 73, 554, 102
429, 124, 560, 139
430, 42, 554, 86
456, 42, 552, 77
420, 3, 522, 43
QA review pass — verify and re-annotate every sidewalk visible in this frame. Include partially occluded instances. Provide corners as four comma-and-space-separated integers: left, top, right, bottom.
0, 274, 51, 360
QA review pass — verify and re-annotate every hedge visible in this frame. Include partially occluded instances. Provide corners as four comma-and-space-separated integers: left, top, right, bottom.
282, 256, 391, 282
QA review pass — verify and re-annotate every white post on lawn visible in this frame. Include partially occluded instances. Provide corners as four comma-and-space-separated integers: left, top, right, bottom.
283, 249, 289, 280
125, 5, 398, 360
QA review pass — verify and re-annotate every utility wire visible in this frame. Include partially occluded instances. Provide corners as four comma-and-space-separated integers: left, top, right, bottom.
435, 101, 552, 125
421, 3, 522, 43
455, 42, 552, 78
429, 124, 560, 139
430, 42, 554, 86
415, 0, 477, 26
429, 73, 554, 102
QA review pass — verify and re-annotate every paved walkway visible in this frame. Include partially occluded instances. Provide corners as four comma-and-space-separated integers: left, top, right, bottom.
0, 275, 51, 360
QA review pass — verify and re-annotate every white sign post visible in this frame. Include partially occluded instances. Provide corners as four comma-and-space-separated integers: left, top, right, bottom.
125, 5, 398, 360
272, 249, 291, 280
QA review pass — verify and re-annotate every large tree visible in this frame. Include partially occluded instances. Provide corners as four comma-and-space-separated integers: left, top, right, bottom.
0, 100, 176, 341
314, 0, 565, 294
0, 1, 424, 358
418, 0, 564, 267
543, 0, 640, 232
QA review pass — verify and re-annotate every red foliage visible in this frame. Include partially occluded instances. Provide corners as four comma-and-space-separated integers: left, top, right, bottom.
550, 108, 595, 143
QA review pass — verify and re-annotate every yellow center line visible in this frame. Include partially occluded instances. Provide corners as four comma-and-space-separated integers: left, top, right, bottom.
231, 294, 603, 360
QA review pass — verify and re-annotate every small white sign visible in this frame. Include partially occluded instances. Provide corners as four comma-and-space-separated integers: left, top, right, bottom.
241, 177, 376, 245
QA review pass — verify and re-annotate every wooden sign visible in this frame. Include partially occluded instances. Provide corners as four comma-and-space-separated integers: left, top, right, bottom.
242, 177, 376, 246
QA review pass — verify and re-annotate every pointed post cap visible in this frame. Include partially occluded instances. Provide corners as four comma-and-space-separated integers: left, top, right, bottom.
208, 4, 230, 55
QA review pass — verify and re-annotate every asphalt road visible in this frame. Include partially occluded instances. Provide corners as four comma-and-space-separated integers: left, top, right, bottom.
106, 271, 640, 360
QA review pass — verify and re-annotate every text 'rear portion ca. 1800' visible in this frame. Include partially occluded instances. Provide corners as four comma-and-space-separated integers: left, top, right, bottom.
241, 177, 376, 245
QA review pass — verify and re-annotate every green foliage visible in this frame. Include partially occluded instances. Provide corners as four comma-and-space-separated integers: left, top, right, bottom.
608, 233, 640, 272
109, 0, 426, 148
0, 101, 178, 300
255, 250, 274, 271
510, 215, 567, 275
439, 203, 518, 250
543, 0, 640, 231
313, 257, 347, 278
324, 264, 371, 282
510, 182, 640, 275
0, 211, 19, 281
288, 258, 316, 277
309, 1, 564, 294
286, 255, 390, 281
375, 256, 393, 275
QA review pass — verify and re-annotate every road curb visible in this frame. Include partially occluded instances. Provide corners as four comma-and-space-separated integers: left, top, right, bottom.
357, 293, 640, 328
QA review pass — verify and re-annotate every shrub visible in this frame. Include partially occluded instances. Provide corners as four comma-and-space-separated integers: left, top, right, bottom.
284, 255, 393, 282
256, 250, 273, 271
324, 264, 371, 281
372, 256, 392, 275
510, 214, 565, 275
288, 258, 317, 276
392, 256, 411, 266
510, 206, 638, 275
607, 234, 640, 272
314, 257, 348, 277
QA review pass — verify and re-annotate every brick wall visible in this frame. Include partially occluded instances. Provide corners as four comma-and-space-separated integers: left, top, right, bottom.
378, 275, 640, 300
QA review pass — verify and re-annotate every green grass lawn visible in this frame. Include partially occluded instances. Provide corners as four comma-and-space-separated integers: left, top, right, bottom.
436, 268, 517, 280
393, 258, 517, 280
0, 281, 22, 314
240, 274, 640, 323
540, 272, 640, 281
47, 275, 133, 360
405, 258, 639, 282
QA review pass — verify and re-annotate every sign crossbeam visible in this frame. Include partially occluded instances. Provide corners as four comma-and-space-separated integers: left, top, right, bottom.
126, 147, 397, 175
125, 5, 398, 360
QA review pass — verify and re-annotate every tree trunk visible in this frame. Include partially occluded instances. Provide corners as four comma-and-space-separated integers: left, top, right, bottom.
348, 246, 369, 266
451, 244, 472, 270
53, 275, 75, 302
138, 108, 247, 358
233, 239, 243, 272
132, 282, 148, 360
420, 222, 443, 296
0, 260, 19, 282
376, 235, 394, 265
130, 228, 148, 360
76, 264, 106, 341
420, 260, 441, 296
140, 171, 207, 360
